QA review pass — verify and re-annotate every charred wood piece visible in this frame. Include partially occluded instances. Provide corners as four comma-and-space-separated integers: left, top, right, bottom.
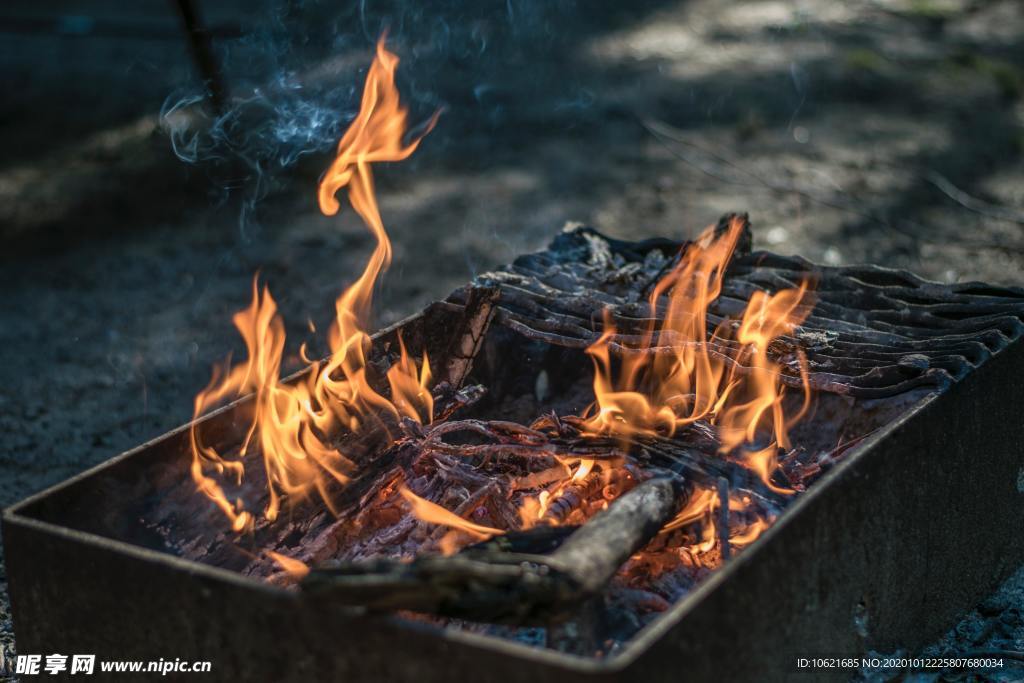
442, 285, 499, 389
444, 220, 1024, 399
462, 525, 580, 555
301, 477, 689, 623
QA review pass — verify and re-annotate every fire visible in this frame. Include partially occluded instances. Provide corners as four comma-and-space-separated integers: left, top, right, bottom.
582, 217, 814, 490
660, 487, 716, 533
267, 551, 310, 579
524, 457, 606, 526
399, 487, 503, 539
189, 36, 438, 530
187, 38, 806, 588
729, 517, 769, 548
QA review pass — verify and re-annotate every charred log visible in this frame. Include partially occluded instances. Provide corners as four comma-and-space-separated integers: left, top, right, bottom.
443, 220, 1024, 399
442, 285, 499, 389
301, 477, 689, 623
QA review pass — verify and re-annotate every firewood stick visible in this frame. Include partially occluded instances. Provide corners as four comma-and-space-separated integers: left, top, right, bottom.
301, 477, 689, 624
545, 477, 684, 598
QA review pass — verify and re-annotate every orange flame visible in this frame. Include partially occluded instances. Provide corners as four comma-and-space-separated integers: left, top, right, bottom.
730, 517, 769, 548
716, 282, 812, 453
266, 551, 310, 579
583, 217, 815, 490
190, 36, 439, 530
399, 486, 504, 539
661, 487, 716, 533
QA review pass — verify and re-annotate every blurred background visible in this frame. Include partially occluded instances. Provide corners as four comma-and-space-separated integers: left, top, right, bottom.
1, 0, 1023, 669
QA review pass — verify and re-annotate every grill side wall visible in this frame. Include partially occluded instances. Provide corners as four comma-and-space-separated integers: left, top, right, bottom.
2, 519, 605, 682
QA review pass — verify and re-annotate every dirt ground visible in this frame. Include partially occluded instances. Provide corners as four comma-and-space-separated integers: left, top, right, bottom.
1, 0, 1023, 675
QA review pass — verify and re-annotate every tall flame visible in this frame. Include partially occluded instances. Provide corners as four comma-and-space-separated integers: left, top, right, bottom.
583, 217, 814, 490
190, 36, 438, 530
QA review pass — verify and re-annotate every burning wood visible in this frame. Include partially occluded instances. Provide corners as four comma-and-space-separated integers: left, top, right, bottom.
441, 285, 500, 388
168, 34, 1024, 656
303, 477, 688, 623
465, 214, 1024, 399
